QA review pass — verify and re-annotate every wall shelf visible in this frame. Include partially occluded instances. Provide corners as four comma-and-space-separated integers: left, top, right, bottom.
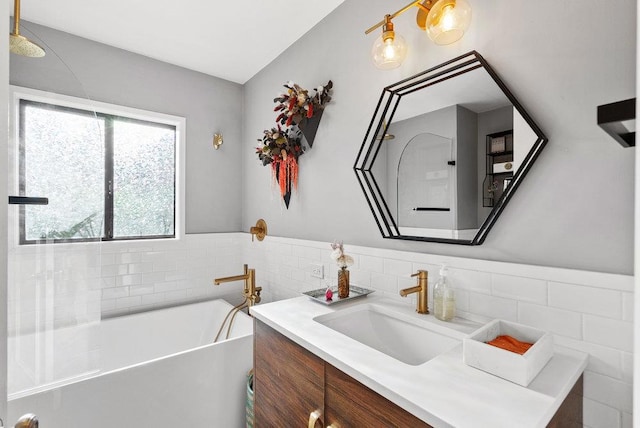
597, 98, 635, 148
483, 130, 514, 207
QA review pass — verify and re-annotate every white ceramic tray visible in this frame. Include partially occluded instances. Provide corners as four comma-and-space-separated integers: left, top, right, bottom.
303, 285, 374, 305
463, 319, 554, 386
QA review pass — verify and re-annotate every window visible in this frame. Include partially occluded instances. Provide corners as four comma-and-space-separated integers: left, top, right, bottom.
13, 89, 182, 244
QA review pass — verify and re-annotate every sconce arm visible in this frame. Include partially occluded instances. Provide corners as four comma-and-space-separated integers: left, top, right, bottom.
364, 0, 433, 34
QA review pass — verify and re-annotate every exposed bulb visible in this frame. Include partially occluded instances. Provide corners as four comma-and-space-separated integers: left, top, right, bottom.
426, 0, 472, 45
371, 34, 407, 69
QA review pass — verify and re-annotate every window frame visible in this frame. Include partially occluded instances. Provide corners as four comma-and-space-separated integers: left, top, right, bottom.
9, 86, 186, 246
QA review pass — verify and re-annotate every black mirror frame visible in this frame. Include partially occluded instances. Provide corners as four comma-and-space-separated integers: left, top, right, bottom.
353, 51, 548, 245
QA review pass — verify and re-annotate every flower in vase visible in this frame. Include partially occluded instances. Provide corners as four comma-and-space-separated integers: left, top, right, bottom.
330, 240, 353, 270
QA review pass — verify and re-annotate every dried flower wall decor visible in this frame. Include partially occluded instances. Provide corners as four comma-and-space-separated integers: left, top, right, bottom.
256, 80, 333, 208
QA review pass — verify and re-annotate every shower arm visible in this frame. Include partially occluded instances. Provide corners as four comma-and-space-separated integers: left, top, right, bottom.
12, 0, 22, 35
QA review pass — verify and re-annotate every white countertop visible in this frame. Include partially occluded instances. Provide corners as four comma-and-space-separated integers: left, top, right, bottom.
251, 295, 588, 428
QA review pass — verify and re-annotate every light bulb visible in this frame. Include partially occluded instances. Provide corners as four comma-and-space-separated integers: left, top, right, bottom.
425, 0, 472, 45
371, 34, 407, 69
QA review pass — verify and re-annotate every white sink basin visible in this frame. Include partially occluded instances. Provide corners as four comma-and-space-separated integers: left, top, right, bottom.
313, 303, 461, 365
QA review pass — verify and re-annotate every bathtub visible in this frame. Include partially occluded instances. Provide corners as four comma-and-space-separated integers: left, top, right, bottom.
7, 299, 254, 428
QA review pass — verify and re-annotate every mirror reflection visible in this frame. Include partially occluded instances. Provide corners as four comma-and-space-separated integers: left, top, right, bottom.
355, 51, 547, 245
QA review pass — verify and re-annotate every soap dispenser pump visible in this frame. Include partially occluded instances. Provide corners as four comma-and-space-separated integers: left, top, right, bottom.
433, 264, 455, 321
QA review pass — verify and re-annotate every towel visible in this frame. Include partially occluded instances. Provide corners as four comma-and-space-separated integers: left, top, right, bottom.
487, 335, 533, 355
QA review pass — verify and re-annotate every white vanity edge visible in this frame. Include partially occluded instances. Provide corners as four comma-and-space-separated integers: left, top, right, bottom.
250, 295, 588, 428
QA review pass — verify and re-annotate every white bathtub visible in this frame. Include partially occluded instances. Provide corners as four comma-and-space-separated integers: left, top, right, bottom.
7, 299, 254, 428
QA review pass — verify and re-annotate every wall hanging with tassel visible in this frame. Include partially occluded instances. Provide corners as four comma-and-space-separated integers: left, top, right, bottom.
256, 80, 333, 208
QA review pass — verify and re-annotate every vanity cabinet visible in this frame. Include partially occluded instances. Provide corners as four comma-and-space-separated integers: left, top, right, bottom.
254, 320, 324, 426
254, 319, 582, 427
254, 320, 431, 427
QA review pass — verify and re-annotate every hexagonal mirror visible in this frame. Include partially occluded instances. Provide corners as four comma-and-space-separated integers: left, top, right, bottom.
354, 51, 547, 245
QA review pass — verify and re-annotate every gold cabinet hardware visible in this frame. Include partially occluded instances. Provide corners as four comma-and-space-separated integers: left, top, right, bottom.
250, 218, 267, 242
308, 409, 322, 428
15, 414, 39, 428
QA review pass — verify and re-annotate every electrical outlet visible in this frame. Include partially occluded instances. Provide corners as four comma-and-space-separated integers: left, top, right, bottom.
310, 263, 324, 279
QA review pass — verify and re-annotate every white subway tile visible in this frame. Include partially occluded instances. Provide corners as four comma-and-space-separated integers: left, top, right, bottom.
583, 397, 621, 428
621, 352, 633, 384
622, 412, 632, 428
622, 293, 633, 322
549, 282, 622, 319
554, 336, 622, 379
100, 253, 116, 266
129, 284, 156, 297
583, 315, 633, 352
164, 289, 187, 302
359, 255, 384, 274
518, 303, 582, 339
277, 264, 293, 279
116, 295, 142, 309
584, 371, 632, 413
154, 282, 177, 293
349, 268, 371, 288
384, 259, 412, 276
451, 269, 491, 294
151, 259, 176, 272
101, 277, 116, 288
116, 274, 142, 287
370, 272, 398, 293
128, 262, 154, 274
468, 292, 517, 321
102, 287, 129, 300
276, 243, 293, 256
101, 299, 117, 312
491, 274, 547, 304
281, 256, 299, 268
101, 264, 128, 277
291, 268, 305, 282
141, 293, 165, 307
118, 252, 141, 264
453, 288, 469, 312
143, 271, 166, 284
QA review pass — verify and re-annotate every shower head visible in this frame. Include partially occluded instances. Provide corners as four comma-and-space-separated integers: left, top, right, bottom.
9, 0, 45, 58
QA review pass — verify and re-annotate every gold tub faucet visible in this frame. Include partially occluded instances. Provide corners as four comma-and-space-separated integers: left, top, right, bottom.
400, 270, 429, 314
214, 264, 262, 306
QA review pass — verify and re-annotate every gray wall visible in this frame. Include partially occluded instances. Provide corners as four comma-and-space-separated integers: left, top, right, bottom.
10, 21, 244, 234
243, 0, 636, 275
456, 105, 478, 230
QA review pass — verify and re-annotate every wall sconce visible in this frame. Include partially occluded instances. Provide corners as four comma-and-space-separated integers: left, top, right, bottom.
212, 133, 223, 150
365, 0, 472, 69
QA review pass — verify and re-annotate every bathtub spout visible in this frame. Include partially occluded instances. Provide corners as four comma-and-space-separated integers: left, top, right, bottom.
214, 264, 262, 307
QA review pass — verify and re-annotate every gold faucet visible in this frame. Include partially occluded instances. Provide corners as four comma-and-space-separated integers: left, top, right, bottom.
214, 264, 262, 306
400, 270, 429, 314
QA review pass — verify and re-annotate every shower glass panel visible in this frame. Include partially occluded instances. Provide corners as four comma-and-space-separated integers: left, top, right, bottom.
397, 133, 454, 234
7, 23, 103, 407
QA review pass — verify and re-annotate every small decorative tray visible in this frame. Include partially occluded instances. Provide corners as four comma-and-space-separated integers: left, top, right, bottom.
303, 285, 374, 305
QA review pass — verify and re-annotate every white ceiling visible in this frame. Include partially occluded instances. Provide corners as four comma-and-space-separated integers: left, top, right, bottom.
12, 0, 345, 84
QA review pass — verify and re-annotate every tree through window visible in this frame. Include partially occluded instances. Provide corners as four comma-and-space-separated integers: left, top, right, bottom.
19, 99, 176, 243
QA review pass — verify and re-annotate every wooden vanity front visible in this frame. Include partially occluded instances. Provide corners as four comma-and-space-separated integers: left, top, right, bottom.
254, 320, 582, 427
254, 320, 431, 427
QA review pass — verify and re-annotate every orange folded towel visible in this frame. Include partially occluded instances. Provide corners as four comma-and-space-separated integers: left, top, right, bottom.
486, 335, 533, 355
